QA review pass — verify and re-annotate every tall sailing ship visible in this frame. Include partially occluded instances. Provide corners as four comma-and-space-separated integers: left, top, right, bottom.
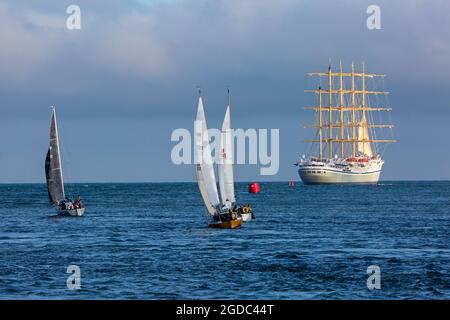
296, 63, 395, 184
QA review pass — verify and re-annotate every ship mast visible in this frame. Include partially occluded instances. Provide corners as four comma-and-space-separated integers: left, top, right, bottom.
304, 63, 396, 159
361, 62, 367, 155
339, 61, 344, 159
328, 65, 333, 159
351, 62, 356, 157
318, 86, 323, 160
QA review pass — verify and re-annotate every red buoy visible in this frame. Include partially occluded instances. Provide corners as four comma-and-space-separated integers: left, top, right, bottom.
248, 182, 260, 193
288, 181, 295, 187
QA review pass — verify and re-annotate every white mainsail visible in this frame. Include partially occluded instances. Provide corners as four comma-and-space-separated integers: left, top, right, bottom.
358, 113, 373, 157
195, 164, 216, 215
195, 96, 220, 214
218, 105, 235, 209
45, 107, 65, 205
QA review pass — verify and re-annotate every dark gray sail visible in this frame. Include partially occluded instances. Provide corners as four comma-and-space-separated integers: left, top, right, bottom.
45, 108, 65, 205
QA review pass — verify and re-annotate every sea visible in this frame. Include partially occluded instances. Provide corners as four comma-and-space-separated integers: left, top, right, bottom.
0, 182, 449, 299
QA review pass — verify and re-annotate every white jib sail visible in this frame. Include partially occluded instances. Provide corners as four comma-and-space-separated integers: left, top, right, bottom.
358, 113, 373, 157
195, 96, 220, 214
218, 106, 235, 209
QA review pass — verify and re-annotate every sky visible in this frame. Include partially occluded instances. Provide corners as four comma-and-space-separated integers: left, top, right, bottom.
0, 0, 449, 183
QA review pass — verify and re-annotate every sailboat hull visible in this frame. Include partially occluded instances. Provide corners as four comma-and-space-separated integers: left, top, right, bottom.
208, 219, 242, 229
241, 213, 253, 222
57, 207, 85, 217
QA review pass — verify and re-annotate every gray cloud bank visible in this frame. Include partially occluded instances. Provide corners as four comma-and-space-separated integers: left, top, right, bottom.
0, 0, 449, 182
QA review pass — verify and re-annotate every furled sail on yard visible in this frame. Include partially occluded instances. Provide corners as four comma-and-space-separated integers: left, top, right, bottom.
195, 96, 220, 214
218, 103, 235, 209
358, 113, 373, 157
45, 107, 65, 205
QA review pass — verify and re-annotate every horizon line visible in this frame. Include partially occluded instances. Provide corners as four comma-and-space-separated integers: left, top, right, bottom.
1, 179, 449, 185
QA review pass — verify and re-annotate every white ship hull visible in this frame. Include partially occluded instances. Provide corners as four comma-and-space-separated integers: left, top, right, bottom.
297, 157, 383, 185
298, 167, 381, 184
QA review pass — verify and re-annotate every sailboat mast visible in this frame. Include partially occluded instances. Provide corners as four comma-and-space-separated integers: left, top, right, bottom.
351, 63, 356, 157
339, 61, 344, 159
318, 86, 323, 160
328, 65, 333, 159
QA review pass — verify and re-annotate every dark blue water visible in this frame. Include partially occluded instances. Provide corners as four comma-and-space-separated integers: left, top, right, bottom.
0, 182, 449, 299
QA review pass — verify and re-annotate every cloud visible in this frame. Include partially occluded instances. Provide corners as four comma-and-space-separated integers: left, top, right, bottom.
92, 12, 171, 78
0, 3, 51, 87
2, 0, 450, 93
23, 9, 66, 29
1, 0, 450, 182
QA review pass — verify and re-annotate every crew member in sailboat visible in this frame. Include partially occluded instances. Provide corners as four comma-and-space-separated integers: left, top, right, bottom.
73, 195, 84, 209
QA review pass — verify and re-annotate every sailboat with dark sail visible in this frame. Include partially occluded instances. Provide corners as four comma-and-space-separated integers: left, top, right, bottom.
45, 107, 85, 216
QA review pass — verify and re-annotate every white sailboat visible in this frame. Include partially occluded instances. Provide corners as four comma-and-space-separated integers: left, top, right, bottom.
194, 90, 254, 227
195, 92, 240, 228
45, 107, 85, 216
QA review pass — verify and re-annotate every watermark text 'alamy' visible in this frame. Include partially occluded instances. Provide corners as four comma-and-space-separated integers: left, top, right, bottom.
171, 121, 279, 176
